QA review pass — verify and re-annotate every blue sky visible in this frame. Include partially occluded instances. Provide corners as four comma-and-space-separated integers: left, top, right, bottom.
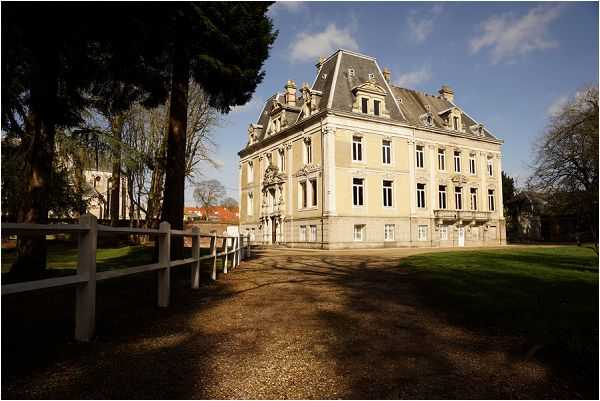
186, 1, 598, 205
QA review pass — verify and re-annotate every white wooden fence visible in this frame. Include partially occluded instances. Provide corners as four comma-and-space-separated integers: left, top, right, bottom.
1, 214, 251, 342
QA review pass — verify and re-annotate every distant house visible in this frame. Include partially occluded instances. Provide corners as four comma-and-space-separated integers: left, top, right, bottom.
184, 206, 239, 224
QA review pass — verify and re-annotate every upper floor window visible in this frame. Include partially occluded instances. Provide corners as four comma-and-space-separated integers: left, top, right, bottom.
266, 152, 272, 165
469, 156, 476, 175
279, 149, 285, 171
383, 180, 393, 207
310, 178, 318, 207
373, 100, 381, 116
453, 116, 459, 131
352, 136, 363, 161
438, 185, 447, 209
247, 192, 254, 215
361, 98, 368, 114
382, 140, 391, 164
470, 188, 478, 210
454, 151, 461, 172
353, 178, 365, 206
299, 181, 308, 209
417, 183, 426, 209
438, 149, 446, 170
455, 187, 463, 210
304, 139, 312, 164
247, 161, 254, 183
488, 189, 495, 211
487, 159, 494, 176
416, 145, 424, 168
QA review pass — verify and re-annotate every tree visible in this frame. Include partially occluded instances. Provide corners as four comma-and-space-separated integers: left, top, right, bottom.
529, 84, 599, 252
221, 197, 239, 212
194, 180, 226, 221
158, 2, 277, 258
502, 172, 519, 241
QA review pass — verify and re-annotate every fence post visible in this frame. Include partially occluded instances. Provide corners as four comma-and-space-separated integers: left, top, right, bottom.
75, 214, 97, 342
223, 237, 229, 274
191, 227, 200, 289
236, 235, 241, 266
210, 234, 217, 281
232, 236, 237, 268
158, 222, 170, 307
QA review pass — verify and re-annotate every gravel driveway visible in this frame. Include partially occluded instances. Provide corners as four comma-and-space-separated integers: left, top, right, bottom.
2, 247, 576, 399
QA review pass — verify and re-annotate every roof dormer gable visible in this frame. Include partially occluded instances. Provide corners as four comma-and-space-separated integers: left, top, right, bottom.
351, 79, 387, 96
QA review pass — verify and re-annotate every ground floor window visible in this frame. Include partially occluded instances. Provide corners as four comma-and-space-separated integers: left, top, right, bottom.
439, 225, 448, 240
310, 225, 317, 242
418, 225, 428, 241
384, 224, 395, 241
353, 224, 365, 241
299, 225, 307, 242
472, 227, 479, 240
250, 228, 256, 241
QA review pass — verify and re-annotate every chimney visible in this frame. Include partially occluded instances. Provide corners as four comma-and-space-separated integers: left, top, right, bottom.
438, 85, 455, 103
284, 80, 297, 106
383, 68, 391, 83
316, 56, 325, 70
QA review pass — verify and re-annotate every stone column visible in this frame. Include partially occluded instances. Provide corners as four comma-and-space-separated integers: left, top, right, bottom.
428, 144, 436, 217
496, 154, 504, 216
323, 126, 337, 216
480, 152, 488, 210
408, 139, 416, 215
286, 142, 293, 242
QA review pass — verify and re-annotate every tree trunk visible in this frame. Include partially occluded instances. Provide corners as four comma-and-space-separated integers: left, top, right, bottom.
161, 20, 189, 260
11, 45, 58, 279
110, 115, 124, 227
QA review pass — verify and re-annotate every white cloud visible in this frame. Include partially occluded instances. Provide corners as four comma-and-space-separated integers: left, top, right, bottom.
546, 95, 569, 117
407, 5, 444, 43
269, 1, 304, 15
289, 24, 359, 63
232, 96, 263, 114
394, 66, 432, 88
470, 6, 562, 64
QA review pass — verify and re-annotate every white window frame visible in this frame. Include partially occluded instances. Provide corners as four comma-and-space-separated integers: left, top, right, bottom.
247, 161, 254, 183
309, 178, 318, 207
353, 224, 365, 241
361, 97, 369, 114
469, 156, 476, 175
382, 180, 393, 208
470, 188, 478, 211
310, 225, 317, 242
418, 225, 428, 241
247, 192, 253, 216
353, 177, 365, 207
438, 149, 446, 171
488, 189, 495, 211
417, 183, 426, 209
352, 136, 363, 162
373, 99, 381, 116
299, 225, 307, 242
416, 145, 424, 169
382, 140, 392, 165
279, 149, 285, 171
299, 181, 308, 209
472, 227, 479, 241
455, 187, 463, 210
438, 185, 447, 209
384, 224, 395, 241
304, 139, 312, 164
454, 151, 461, 173
440, 225, 448, 240
487, 159, 494, 177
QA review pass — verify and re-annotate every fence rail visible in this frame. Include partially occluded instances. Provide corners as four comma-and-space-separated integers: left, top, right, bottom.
1, 214, 251, 342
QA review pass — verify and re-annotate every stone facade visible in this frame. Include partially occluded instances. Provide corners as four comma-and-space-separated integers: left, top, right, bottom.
239, 50, 506, 249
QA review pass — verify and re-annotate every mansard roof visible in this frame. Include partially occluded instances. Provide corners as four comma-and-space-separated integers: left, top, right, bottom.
244, 49, 501, 152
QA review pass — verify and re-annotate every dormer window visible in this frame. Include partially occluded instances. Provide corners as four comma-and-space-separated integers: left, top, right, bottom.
453, 116, 459, 131
348, 68, 355, 77
368, 73, 375, 80
427, 115, 433, 126
373, 100, 381, 116
361, 98, 368, 114
352, 81, 389, 118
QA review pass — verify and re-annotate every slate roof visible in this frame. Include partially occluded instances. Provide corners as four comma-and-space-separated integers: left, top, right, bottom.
246, 49, 500, 149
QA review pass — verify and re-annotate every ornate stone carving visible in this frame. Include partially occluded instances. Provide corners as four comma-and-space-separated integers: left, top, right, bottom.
450, 174, 468, 184
263, 164, 287, 187
296, 164, 321, 177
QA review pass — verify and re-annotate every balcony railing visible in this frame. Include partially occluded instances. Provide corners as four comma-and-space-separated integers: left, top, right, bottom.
434, 210, 492, 222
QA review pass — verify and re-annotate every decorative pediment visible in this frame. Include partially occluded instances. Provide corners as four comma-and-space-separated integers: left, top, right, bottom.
352, 80, 387, 96
295, 163, 321, 177
450, 174, 469, 184
263, 164, 286, 187
437, 106, 459, 116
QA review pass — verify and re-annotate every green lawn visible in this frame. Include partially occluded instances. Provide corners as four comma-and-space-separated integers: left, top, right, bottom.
399, 246, 598, 389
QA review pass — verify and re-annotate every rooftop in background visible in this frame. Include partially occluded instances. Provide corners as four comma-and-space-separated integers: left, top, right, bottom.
184, 206, 239, 223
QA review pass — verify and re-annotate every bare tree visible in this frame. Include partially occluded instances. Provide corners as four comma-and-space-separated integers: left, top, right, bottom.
529, 84, 598, 252
194, 179, 226, 220
221, 196, 239, 212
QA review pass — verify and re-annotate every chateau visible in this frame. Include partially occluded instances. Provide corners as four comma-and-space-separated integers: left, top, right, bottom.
238, 50, 506, 248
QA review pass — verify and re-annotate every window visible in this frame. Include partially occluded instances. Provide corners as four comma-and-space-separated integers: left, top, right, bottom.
487, 159, 494, 176
247, 161, 254, 183
472, 227, 479, 241
310, 225, 317, 242
417, 183, 426, 209
418, 225, 428, 241
455, 187, 463, 210
247, 192, 253, 215
310, 178, 318, 207
454, 151, 461, 172
279, 149, 285, 171
368, 73, 375, 79
384, 224, 395, 241
438, 149, 446, 170
383, 180, 393, 207
416, 145, 424, 168
361, 98, 368, 114
304, 139, 312, 164
299, 181, 307, 209
352, 136, 363, 161
266, 152, 272, 165
470, 188, 478, 210
438, 185, 447, 209
373, 100, 380, 116
250, 228, 256, 241
453, 116, 459, 131
488, 189, 495, 211
440, 226, 448, 240
426, 115, 433, 126
353, 178, 365, 206
353, 224, 365, 241
469, 156, 476, 175
299, 225, 307, 241
382, 140, 391, 164
348, 68, 355, 77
